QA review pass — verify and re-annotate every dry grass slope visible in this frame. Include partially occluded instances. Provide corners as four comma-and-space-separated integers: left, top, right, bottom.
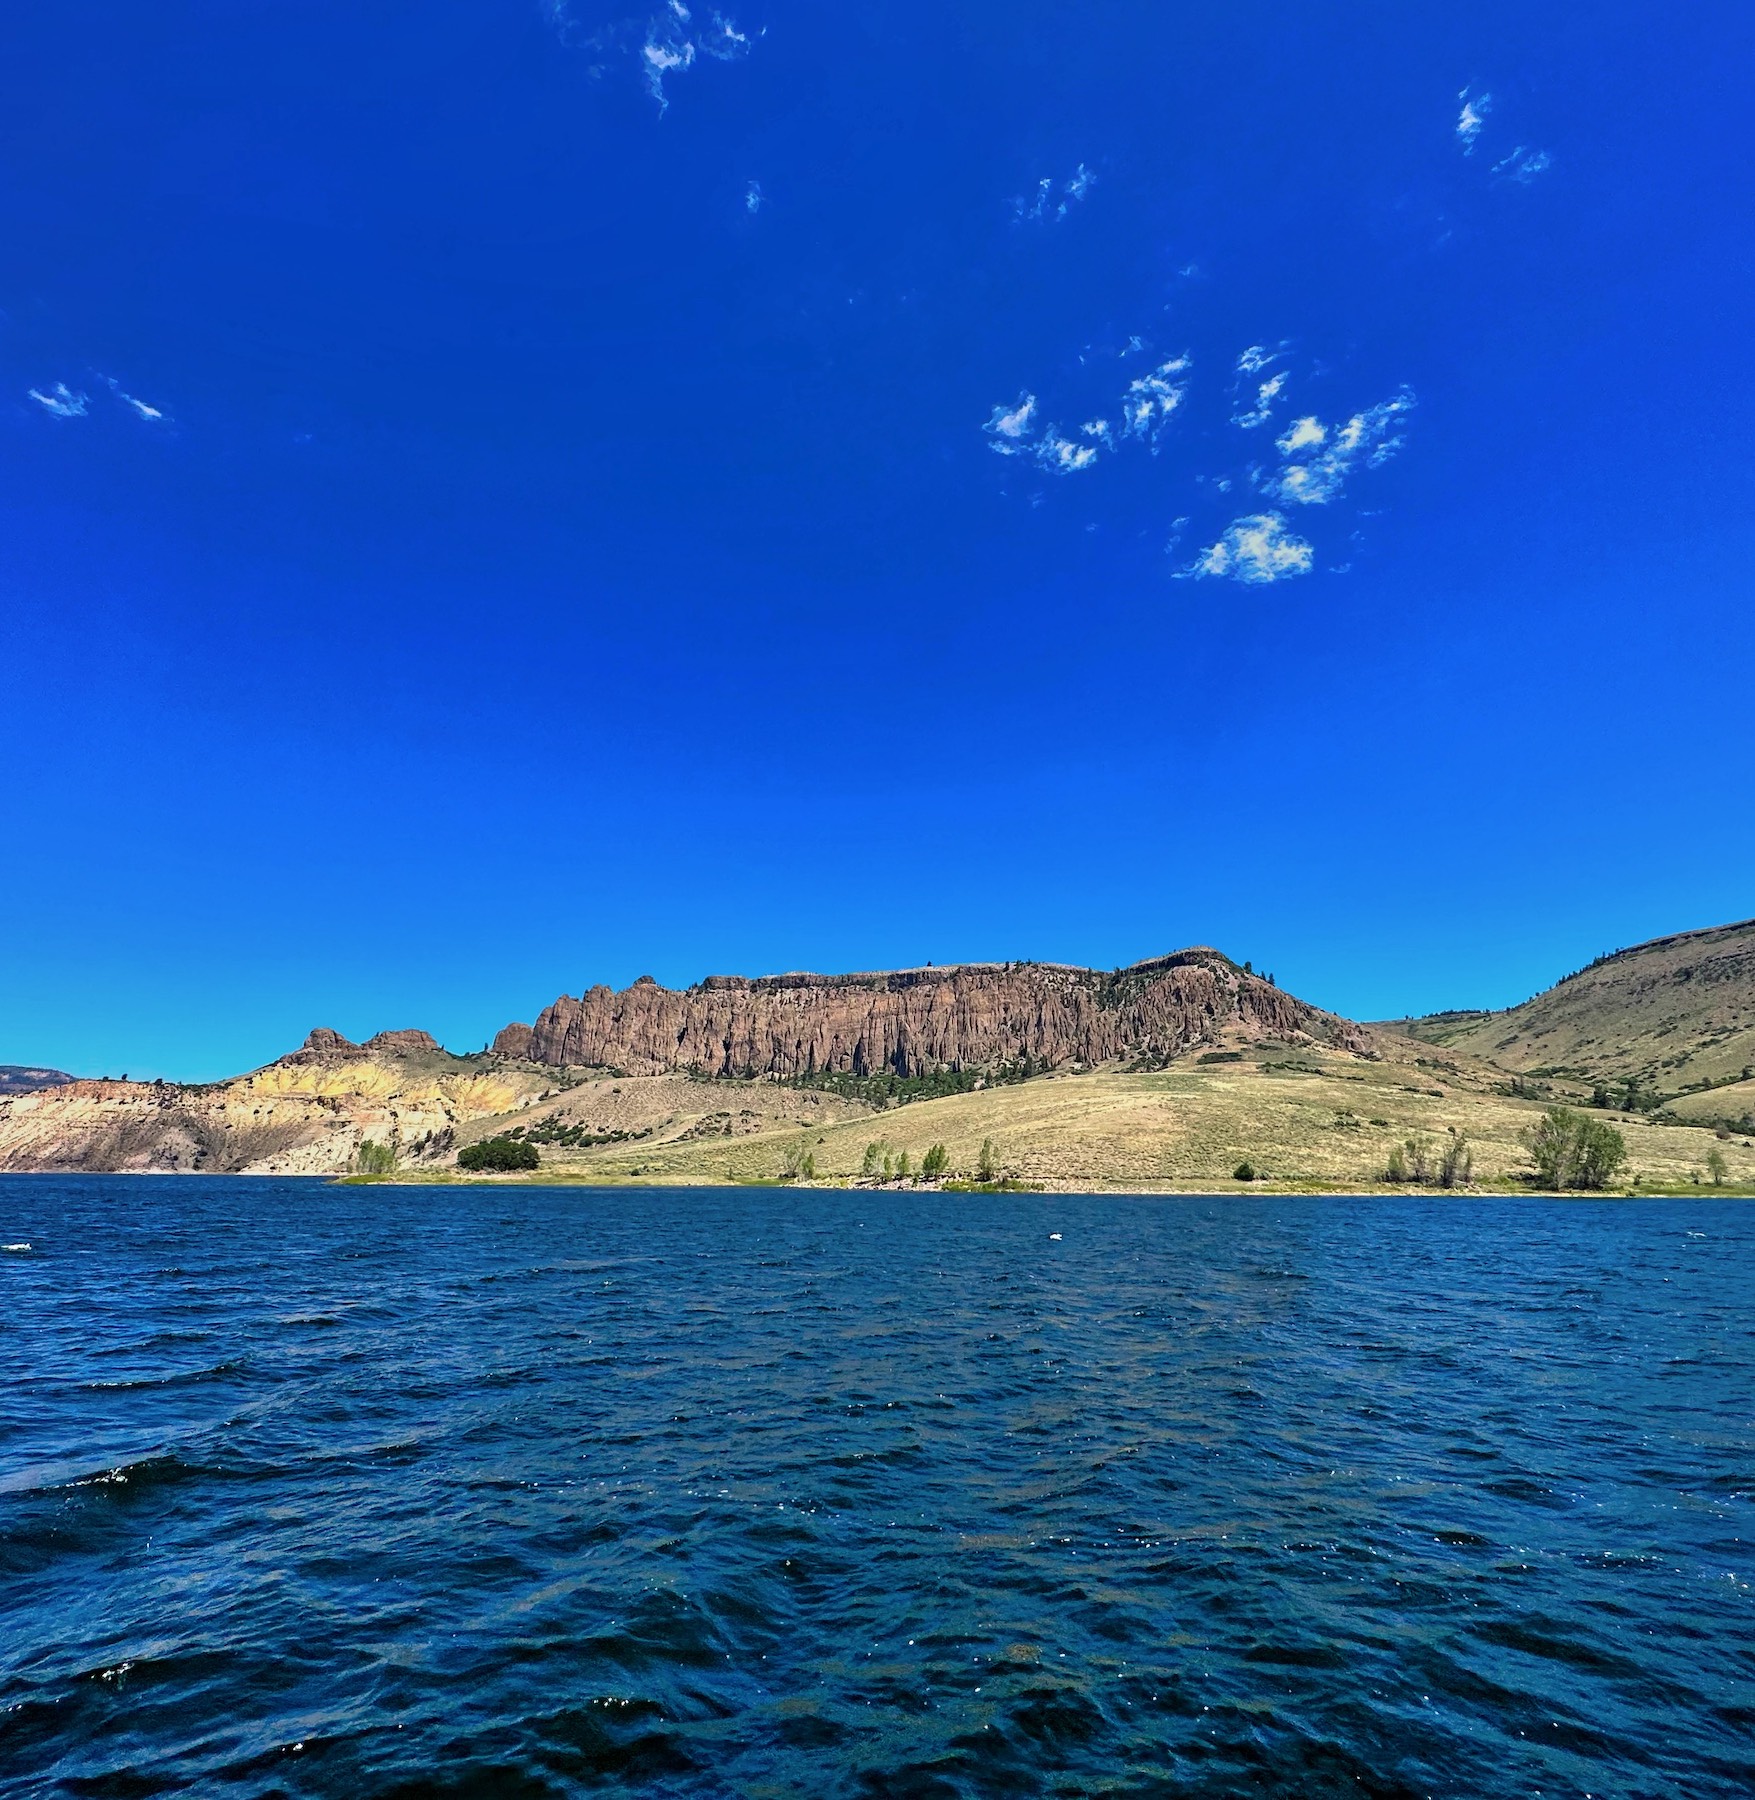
1391, 918, 1755, 1115
512, 1036, 1755, 1193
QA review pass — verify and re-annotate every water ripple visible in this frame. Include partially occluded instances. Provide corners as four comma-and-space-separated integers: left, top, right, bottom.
1, 1178, 1752, 1797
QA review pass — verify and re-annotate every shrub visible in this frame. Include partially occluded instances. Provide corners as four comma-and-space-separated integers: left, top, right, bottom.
458, 1136, 540, 1173
1526, 1107, 1627, 1190
1234, 1160, 1256, 1182
1438, 1131, 1474, 1188
354, 1138, 396, 1176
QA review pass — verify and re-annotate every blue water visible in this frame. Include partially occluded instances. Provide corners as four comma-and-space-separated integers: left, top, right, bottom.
1, 1180, 1751, 1798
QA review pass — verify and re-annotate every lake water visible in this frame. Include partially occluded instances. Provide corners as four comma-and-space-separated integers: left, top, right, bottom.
1, 1179, 1751, 1798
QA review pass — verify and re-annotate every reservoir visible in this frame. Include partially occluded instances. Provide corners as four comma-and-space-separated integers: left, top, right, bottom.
2, 1179, 1750, 1797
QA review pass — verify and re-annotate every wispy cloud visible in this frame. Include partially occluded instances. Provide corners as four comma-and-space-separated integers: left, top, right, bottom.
1120, 355, 1191, 449
1236, 344, 1287, 377
1492, 146, 1552, 184
1261, 387, 1415, 506
1457, 87, 1491, 152
1012, 162, 1095, 224
28, 382, 87, 419
1233, 369, 1288, 429
984, 393, 1039, 454
548, 3, 754, 111
983, 352, 1189, 475
106, 377, 164, 421
745, 179, 763, 214
1188, 513, 1313, 583
1457, 86, 1549, 181
1033, 429, 1099, 473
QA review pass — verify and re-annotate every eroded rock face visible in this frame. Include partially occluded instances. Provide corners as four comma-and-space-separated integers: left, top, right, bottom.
494, 951, 1373, 1076
364, 1030, 440, 1054
287, 1028, 440, 1064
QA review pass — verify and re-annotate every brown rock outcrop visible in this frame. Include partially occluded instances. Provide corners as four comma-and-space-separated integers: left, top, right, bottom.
285, 1027, 441, 1064
493, 950, 1373, 1077
364, 1030, 441, 1054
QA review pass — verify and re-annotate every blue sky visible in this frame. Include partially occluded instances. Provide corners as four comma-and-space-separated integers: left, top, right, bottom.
3, 2, 1751, 1080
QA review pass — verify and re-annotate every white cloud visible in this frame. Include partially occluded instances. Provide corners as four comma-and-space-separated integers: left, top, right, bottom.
104, 377, 164, 421
1189, 513, 1313, 583
1233, 369, 1288, 429
1122, 335, 1142, 357
1262, 387, 1415, 506
1013, 162, 1095, 224
548, 4, 753, 109
1236, 344, 1285, 376
645, 39, 694, 74
1120, 355, 1191, 449
1276, 415, 1324, 454
745, 180, 762, 213
1492, 146, 1552, 183
29, 382, 87, 419
981, 392, 1102, 475
1457, 88, 1491, 152
1034, 429, 1099, 473
1013, 177, 1053, 222
984, 393, 1038, 453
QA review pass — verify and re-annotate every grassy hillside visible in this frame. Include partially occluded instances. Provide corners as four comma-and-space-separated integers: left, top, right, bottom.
1390, 918, 1755, 1115
460, 1035, 1755, 1193
11, 923, 1755, 1189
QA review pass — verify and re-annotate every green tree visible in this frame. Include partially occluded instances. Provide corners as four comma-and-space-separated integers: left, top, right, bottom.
1233, 1160, 1256, 1182
922, 1143, 949, 1177
978, 1138, 998, 1182
861, 1141, 882, 1177
1438, 1131, 1474, 1189
1385, 1143, 1409, 1183
781, 1142, 817, 1181
1707, 1146, 1729, 1186
1405, 1136, 1433, 1184
354, 1138, 396, 1176
1527, 1107, 1626, 1191
458, 1136, 539, 1172
896, 1149, 912, 1178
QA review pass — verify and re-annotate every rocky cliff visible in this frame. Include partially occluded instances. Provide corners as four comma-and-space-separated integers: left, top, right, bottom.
493, 950, 1372, 1077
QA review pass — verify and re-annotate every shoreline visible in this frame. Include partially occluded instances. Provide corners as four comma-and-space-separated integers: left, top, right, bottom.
5, 1168, 1749, 1199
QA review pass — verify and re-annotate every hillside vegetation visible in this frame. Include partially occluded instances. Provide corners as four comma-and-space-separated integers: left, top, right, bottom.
478, 1033, 1753, 1192
5, 925, 1755, 1189
1391, 918, 1755, 1127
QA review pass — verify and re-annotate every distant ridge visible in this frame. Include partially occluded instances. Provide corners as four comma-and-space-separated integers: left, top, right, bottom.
1392, 916, 1755, 1103
492, 948, 1373, 1078
0, 1066, 74, 1096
